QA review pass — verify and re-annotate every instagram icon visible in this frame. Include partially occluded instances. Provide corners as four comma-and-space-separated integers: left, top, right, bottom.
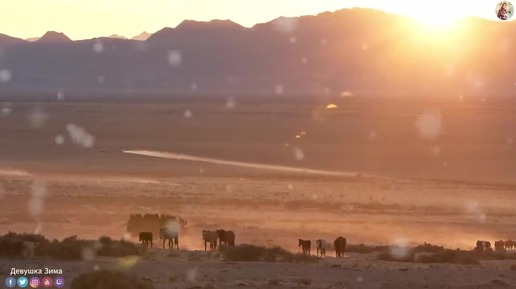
29, 277, 40, 288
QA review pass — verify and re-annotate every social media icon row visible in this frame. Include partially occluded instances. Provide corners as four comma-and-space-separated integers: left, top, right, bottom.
5, 277, 64, 288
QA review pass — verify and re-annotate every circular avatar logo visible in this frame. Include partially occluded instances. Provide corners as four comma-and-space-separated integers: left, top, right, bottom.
496, 1, 514, 20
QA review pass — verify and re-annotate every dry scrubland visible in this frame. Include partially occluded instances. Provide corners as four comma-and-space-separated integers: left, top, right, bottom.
1, 95, 516, 287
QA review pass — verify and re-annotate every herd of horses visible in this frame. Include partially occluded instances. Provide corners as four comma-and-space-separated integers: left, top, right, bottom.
476, 239, 516, 252
138, 228, 349, 258
138, 229, 236, 251
132, 214, 516, 257
298, 237, 347, 257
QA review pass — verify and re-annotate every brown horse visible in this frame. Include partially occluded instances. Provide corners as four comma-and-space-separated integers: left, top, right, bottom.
494, 240, 505, 252
202, 230, 218, 251
139, 232, 153, 248
216, 229, 236, 247
298, 239, 311, 255
334, 236, 347, 258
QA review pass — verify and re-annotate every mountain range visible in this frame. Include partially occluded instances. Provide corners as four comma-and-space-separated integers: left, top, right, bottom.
0, 8, 514, 95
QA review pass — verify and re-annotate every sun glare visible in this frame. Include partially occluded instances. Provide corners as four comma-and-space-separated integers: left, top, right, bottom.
394, 1, 467, 31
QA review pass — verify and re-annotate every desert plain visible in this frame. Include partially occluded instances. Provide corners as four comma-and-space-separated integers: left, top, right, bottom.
0, 94, 515, 288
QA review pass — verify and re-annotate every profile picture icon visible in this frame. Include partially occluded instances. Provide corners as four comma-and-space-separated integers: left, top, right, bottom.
496, 1, 514, 20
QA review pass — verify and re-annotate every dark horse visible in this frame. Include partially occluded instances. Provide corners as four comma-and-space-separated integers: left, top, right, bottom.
475, 240, 492, 252
139, 232, 153, 248
334, 236, 347, 258
298, 239, 311, 255
216, 229, 236, 247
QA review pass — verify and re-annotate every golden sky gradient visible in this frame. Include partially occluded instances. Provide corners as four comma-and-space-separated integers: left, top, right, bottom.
2, 0, 512, 40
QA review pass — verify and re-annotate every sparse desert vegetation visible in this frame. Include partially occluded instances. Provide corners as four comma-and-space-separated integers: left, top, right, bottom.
0, 232, 144, 260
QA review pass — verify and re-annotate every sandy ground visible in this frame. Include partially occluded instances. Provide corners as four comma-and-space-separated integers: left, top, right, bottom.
1, 95, 516, 287
1, 250, 516, 289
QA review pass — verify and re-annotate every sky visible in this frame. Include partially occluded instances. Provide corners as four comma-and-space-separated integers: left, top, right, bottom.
1, 0, 512, 40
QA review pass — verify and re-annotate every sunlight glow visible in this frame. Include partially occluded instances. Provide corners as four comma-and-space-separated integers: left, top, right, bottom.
0, 0, 511, 40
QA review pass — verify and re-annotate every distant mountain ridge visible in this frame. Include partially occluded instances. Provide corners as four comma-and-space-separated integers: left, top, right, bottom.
0, 8, 514, 95
131, 31, 151, 41
37, 31, 71, 43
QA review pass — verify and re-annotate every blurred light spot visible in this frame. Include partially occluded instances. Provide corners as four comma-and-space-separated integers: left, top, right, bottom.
123, 233, 132, 241
311, 194, 318, 200
57, 90, 65, 101
54, 135, 65, 145
164, 219, 181, 234
34, 221, 42, 235
361, 44, 369, 51
272, 17, 299, 33
168, 50, 182, 67
465, 200, 486, 223
66, 123, 95, 148
226, 97, 237, 109
287, 183, 294, 190
431, 147, 441, 156
0, 69, 12, 82
340, 91, 353, 97
275, 85, 284, 95
191, 83, 198, 90
459, 93, 464, 102
295, 135, 301, 139
93, 41, 104, 53
300, 131, 306, 136
326, 104, 338, 109
184, 109, 193, 118
1, 103, 12, 117
97, 75, 106, 84
284, 143, 289, 147
118, 256, 140, 269
368, 131, 377, 141
82, 247, 96, 261
389, 238, 410, 259
506, 136, 513, 145
324, 87, 331, 95
186, 268, 197, 283
289, 37, 297, 44
320, 38, 328, 45
27, 106, 48, 128
293, 147, 305, 161
301, 57, 308, 64
442, 161, 448, 167
415, 110, 442, 140
28, 180, 47, 219
93, 265, 100, 271
357, 277, 364, 283
31, 180, 47, 198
